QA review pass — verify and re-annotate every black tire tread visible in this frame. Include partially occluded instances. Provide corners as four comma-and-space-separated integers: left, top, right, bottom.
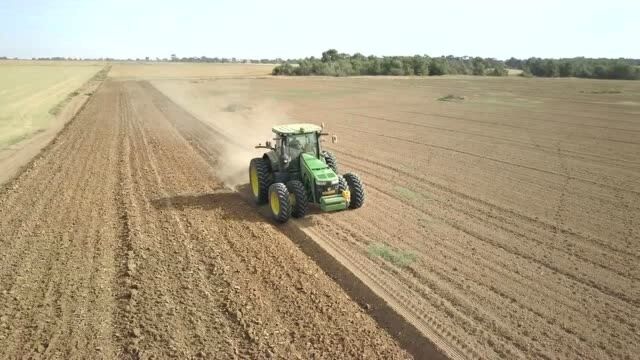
269, 183, 291, 223
344, 173, 365, 209
286, 180, 308, 218
337, 175, 348, 192
322, 150, 338, 173
250, 158, 271, 204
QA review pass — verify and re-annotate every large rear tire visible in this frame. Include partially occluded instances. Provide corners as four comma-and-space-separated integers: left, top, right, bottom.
287, 180, 308, 218
343, 173, 365, 209
249, 158, 271, 204
322, 150, 338, 173
268, 183, 291, 223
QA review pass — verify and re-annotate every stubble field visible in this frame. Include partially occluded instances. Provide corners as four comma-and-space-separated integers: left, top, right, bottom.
0, 62, 638, 359
0, 60, 103, 148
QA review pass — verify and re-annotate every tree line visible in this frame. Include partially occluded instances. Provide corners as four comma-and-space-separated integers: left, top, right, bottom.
505, 57, 640, 80
273, 50, 640, 80
273, 49, 508, 77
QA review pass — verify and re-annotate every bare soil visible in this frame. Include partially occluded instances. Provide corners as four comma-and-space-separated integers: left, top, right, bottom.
152, 75, 640, 360
0, 80, 410, 359
2, 70, 638, 359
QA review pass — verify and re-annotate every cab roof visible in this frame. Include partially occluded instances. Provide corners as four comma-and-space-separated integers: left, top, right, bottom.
272, 123, 322, 135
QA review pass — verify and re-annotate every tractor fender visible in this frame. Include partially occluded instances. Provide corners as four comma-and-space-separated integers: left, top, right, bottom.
263, 151, 279, 172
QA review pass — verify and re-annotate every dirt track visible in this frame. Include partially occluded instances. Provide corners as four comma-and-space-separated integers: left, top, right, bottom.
0, 80, 410, 359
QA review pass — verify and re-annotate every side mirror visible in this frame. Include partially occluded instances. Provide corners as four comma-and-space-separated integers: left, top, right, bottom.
331, 135, 338, 144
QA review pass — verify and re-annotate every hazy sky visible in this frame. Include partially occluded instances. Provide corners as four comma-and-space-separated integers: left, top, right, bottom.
1, 0, 637, 60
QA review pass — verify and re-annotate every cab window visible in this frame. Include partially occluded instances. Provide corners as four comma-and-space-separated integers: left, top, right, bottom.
286, 134, 318, 158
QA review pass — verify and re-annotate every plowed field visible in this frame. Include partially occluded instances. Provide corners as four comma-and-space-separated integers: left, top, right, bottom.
0, 79, 410, 359
152, 75, 640, 359
1, 66, 639, 359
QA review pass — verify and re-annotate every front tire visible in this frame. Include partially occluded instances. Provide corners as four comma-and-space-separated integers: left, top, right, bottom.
322, 150, 338, 173
287, 180, 308, 218
337, 175, 348, 192
249, 158, 271, 204
343, 173, 365, 209
268, 183, 291, 223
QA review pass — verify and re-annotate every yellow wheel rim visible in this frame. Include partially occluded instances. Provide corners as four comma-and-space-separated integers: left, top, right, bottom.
250, 165, 259, 197
270, 191, 280, 214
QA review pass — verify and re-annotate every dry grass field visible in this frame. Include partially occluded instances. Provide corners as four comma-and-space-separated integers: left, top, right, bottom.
0, 62, 638, 359
0, 61, 103, 148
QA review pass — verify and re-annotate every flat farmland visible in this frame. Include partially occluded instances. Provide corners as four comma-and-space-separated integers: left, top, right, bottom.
0, 66, 409, 359
1, 62, 638, 359
151, 74, 640, 359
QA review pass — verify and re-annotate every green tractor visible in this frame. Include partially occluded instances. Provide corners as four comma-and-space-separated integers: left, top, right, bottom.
249, 123, 365, 223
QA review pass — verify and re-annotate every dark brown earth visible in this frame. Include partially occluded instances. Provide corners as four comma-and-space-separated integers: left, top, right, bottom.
0, 80, 411, 359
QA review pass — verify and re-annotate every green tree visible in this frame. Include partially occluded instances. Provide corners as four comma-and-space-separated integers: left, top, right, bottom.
411, 55, 428, 75
321, 49, 339, 63
429, 58, 448, 75
559, 61, 574, 77
472, 57, 486, 75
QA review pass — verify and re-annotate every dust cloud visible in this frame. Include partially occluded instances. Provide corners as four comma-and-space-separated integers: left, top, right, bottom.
152, 79, 298, 189
210, 98, 292, 189
160, 80, 297, 190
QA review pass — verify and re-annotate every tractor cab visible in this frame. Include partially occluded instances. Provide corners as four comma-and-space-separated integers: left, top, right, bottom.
268, 124, 322, 170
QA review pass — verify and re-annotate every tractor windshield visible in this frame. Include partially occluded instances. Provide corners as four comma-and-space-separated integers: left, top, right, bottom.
286, 133, 318, 160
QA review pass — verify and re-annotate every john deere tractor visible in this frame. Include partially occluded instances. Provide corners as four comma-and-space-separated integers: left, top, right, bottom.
249, 123, 365, 223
